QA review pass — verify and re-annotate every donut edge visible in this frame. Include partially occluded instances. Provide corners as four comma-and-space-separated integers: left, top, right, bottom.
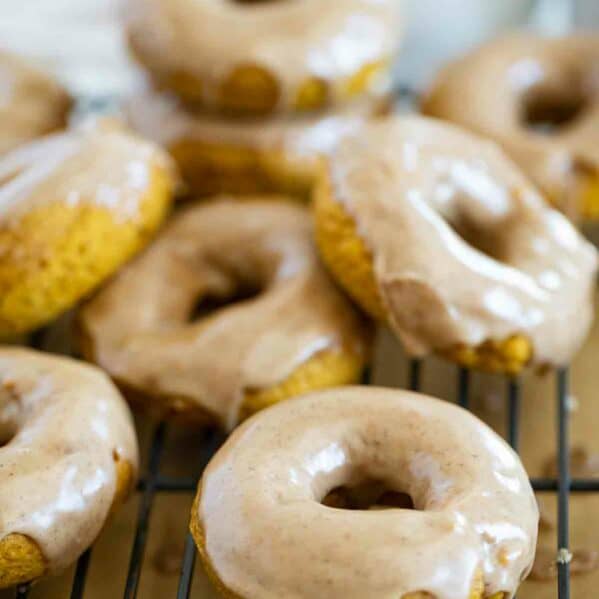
0, 455, 135, 589
313, 163, 533, 375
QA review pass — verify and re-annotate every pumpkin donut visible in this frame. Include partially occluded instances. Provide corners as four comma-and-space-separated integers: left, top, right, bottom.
0, 50, 71, 155
314, 115, 597, 374
191, 386, 538, 599
127, 88, 391, 198
126, 0, 400, 115
422, 34, 599, 220
78, 199, 371, 429
0, 348, 138, 589
0, 118, 176, 338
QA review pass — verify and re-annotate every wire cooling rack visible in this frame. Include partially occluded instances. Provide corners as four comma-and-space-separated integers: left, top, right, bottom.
11, 353, 599, 599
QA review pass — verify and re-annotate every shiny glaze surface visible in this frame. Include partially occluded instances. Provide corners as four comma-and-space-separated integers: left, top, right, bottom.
126, 0, 400, 111
79, 199, 370, 429
127, 88, 386, 167
0, 117, 175, 223
325, 115, 597, 365
198, 386, 538, 598
422, 34, 599, 216
0, 348, 138, 571
0, 50, 70, 156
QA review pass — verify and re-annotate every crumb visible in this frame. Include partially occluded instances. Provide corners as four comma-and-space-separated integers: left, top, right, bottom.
530, 547, 598, 581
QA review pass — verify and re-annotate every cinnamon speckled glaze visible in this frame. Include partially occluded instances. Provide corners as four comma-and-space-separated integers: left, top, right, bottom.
193, 386, 538, 599
126, 0, 401, 113
0, 117, 176, 337
79, 199, 371, 430
0, 348, 138, 577
127, 88, 389, 196
320, 115, 597, 367
0, 118, 174, 222
0, 50, 71, 155
422, 34, 599, 219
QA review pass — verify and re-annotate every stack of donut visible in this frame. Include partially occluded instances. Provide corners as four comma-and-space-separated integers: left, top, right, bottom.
1, 18, 599, 599
124, 0, 402, 197
0, 57, 177, 586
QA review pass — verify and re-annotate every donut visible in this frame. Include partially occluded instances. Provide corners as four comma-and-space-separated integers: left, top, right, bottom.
314, 115, 597, 374
78, 199, 372, 429
126, 0, 400, 115
191, 386, 538, 599
127, 89, 390, 198
0, 348, 138, 588
0, 50, 71, 155
0, 118, 177, 338
422, 34, 599, 220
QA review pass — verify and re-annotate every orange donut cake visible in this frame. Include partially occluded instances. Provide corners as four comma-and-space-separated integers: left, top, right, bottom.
423, 34, 599, 220
127, 88, 390, 198
0, 348, 138, 588
192, 386, 538, 598
0, 50, 71, 155
79, 199, 371, 429
314, 115, 597, 374
0, 118, 176, 338
126, 0, 401, 115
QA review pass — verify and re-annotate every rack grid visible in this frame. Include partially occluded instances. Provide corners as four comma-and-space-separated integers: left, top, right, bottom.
12, 357, 599, 599
10, 77, 599, 598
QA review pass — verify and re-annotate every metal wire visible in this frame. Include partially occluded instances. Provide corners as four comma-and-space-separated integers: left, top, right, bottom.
11, 355, 587, 599
70, 550, 92, 599
556, 369, 571, 599
457, 368, 470, 409
123, 421, 167, 599
507, 378, 521, 452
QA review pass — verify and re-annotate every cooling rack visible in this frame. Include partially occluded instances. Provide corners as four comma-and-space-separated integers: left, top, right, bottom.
11, 350, 599, 599
9, 84, 599, 599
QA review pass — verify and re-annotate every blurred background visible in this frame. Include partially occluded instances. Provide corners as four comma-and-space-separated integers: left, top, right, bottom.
0, 0, 597, 98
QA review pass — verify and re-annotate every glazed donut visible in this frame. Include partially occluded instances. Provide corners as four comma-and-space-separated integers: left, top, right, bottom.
78, 199, 371, 429
422, 34, 599, 220
127, 89, 390, 198
314, 115, 597, 374
0, 50, 71, 155
0, 348, 138, 588
192, 386, 538, 599
126, 0, 400, 115
0, 118, 176, 338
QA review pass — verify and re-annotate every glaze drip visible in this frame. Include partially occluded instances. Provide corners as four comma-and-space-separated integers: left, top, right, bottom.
196, 387, 538, 598
79, 199, 371, 429
325, 115, 597, 366
0, 348, 138, 572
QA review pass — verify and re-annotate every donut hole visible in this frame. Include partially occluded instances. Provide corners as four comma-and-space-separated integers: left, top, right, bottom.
0, 381, 21, 446
188, 280, 263, 321
0, 421, 18, 446
321, 479, 415, 511
521, 88, 588, 133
